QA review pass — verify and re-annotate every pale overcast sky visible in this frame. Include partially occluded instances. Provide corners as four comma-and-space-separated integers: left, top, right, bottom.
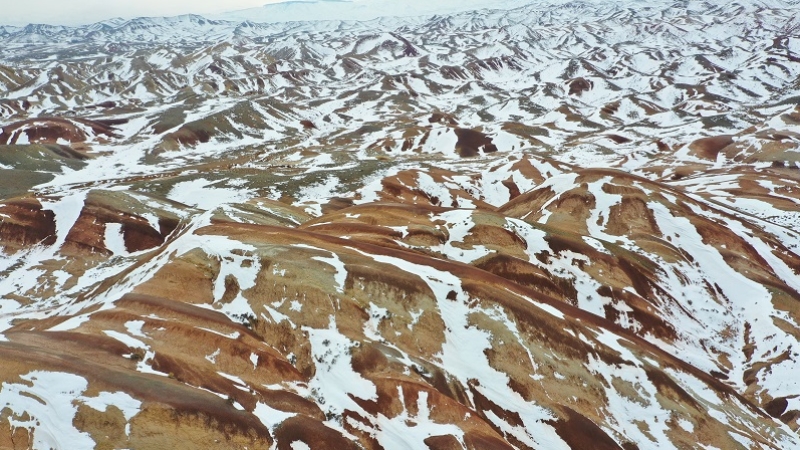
3, 0, 284, 26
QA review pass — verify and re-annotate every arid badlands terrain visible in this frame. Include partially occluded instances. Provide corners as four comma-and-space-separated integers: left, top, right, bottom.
1, 0, 800, 448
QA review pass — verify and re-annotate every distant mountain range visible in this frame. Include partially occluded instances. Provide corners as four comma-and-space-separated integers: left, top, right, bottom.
2, 0, 799, 44
212, 0, 534, 23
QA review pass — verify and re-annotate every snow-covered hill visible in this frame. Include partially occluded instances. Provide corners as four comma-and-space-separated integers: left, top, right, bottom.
1, 1, 800, 449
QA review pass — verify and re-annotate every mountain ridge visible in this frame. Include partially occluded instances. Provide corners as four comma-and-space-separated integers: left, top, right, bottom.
4, 0, 800, 38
